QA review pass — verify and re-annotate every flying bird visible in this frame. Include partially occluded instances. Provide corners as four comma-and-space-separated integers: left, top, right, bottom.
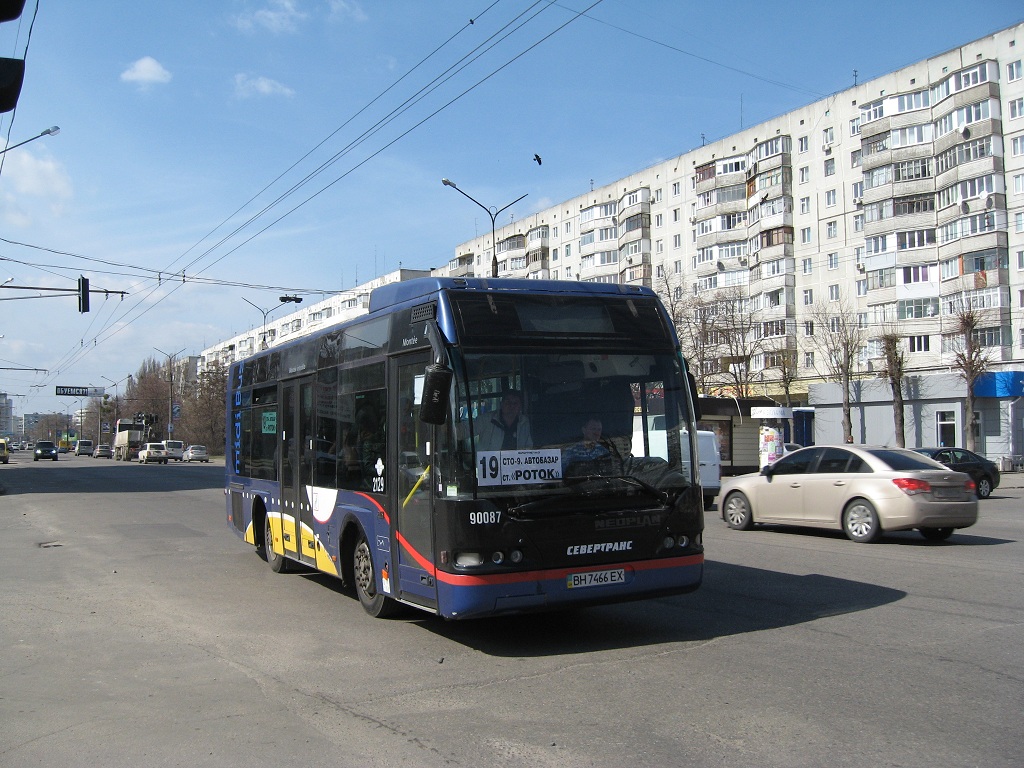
533, 154, 542, 165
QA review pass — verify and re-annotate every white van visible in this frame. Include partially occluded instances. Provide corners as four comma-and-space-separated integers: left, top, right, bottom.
631, 417, 720, 508
695, 430, 721, 510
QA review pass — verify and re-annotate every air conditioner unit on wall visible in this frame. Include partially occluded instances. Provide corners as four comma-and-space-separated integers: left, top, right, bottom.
856, 263, 865, 272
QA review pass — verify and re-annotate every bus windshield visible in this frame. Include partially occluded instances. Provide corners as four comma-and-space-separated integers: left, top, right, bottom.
453, 349, 695, 505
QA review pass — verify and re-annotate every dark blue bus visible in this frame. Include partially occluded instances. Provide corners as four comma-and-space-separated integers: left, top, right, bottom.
226, 277, 704, 619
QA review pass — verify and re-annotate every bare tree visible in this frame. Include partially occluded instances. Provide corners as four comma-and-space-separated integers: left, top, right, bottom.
177, 361, 228, 453
656, 272, 721, 394
879, 326, 907, 447
804, 294, 865, 443
945, 304, 992, 452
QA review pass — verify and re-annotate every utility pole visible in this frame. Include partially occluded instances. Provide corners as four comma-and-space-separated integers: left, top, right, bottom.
154, 347, 184, 440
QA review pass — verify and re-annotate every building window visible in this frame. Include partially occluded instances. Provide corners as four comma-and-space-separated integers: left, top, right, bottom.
799, 166, 810, 183
804, 351, 815, 367
824, 158, 836, 176
822, 127, 834, 145
853, 214, 864, 232
850, 117, 861, 136
828, 284, 840, 301
1010, 98, 1024, 120
1012, 136, 1024, 157
800, 196, 810, 214
825, 189, 837, 207
804, 321, 814, 336
827, 252, 839, 270
908, 335, 930, 353
672, 181, 681, 196
802, 257, 813, 274
856, 279, 867, 296
803, 289, 814, 305
1009, 60, 1023, 81
798, 136, 809, 153
826, 221, 838, 239
801, 227, 812, 243
673, 234, 681, 249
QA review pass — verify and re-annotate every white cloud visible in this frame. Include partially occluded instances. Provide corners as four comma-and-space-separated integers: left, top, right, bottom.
0, 151, 73, 226
328, 0, 368, 23
233, 73, 295, 99
120, 56, 172, 88
234, 0, 308, 34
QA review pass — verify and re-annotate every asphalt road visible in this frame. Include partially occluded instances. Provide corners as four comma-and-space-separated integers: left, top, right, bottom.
1, 453, 1022, 767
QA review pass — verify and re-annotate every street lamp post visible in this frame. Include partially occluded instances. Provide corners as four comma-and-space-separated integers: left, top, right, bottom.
154, 347, 185, 441
441, 178, 527, 278
0, 126, 59, 155
102, 374, 132, 435
242, 295, 303, 350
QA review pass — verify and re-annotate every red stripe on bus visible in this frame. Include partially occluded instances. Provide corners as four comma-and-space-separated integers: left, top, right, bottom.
431, 554, 703, 586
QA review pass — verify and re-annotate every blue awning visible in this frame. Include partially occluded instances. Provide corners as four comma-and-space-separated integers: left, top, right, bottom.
974, 371, 1024, 397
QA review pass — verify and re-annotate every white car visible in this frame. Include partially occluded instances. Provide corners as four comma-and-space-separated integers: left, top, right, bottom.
138, 443, 168, 464
183, 444, 209, 463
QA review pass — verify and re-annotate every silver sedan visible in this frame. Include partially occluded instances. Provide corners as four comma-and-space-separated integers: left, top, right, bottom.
719, 445, 978, 542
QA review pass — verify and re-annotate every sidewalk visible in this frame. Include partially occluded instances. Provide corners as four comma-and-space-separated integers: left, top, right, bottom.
996, 470, 1024, 489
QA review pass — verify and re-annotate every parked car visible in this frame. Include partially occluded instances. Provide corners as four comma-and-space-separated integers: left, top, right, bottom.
719, 445, 978, 543
92, 444, 113, 459
138, 443, 168, 464
34, 440, 59, 461
0, 438, 8, 464
74, 439, 94, 456
162, 440, 185, 461
912, 447, 1000, 499
183, 444, 209, 463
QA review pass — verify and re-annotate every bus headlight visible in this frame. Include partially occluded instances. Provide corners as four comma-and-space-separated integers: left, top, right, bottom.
662, 536, 676, 550
509, 549, 524, 564
455, 552, 484, 567
491, 551, 504, 564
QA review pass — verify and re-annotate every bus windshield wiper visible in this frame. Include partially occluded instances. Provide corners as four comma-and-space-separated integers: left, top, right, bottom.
563, 473, 671, 504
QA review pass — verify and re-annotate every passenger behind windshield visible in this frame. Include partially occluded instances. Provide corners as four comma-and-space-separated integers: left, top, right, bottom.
475, 390, 533, 451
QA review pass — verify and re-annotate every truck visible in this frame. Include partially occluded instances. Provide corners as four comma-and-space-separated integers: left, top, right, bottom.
113, 418, 146, 461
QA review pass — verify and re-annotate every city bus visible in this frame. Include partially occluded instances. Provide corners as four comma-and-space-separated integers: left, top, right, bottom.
225, 277, 704, 619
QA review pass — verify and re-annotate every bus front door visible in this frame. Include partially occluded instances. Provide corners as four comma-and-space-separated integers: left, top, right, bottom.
281, 376, 317, 567
390, 354, 437, 610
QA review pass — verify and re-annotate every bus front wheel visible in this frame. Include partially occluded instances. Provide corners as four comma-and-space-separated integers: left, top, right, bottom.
353, 533, 398, 618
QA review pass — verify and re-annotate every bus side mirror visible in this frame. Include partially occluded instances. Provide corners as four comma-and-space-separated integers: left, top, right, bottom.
419, 363, 452, 425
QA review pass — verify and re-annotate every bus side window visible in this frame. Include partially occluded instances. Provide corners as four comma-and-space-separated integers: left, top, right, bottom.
339, 389, 387, 493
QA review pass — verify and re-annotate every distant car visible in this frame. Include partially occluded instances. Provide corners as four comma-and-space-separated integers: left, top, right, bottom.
138, 443, 168, 464
74, 440, 94, 456
183, 444, 209, 463
719, 445, 978, 543
783, 442, 803, 455
912, 447, 1000, 499
92, 444, 113, 459
34, 440, 59, 461
162, 440, 185, 461
0, 439, 8, 464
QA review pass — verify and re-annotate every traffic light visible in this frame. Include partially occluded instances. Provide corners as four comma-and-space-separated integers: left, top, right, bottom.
0, 1, 27, 113
77, 275, 90, 313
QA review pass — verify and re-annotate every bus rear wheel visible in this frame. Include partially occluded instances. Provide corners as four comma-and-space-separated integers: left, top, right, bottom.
264, 514, 288, 573
353, 533, 398, 618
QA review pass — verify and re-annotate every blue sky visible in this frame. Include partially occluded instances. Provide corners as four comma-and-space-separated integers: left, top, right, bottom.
1, 0, 1022, 419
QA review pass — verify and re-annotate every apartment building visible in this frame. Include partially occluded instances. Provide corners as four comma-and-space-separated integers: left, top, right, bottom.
200, 269, 430, 372
441, 23, 1024, 459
